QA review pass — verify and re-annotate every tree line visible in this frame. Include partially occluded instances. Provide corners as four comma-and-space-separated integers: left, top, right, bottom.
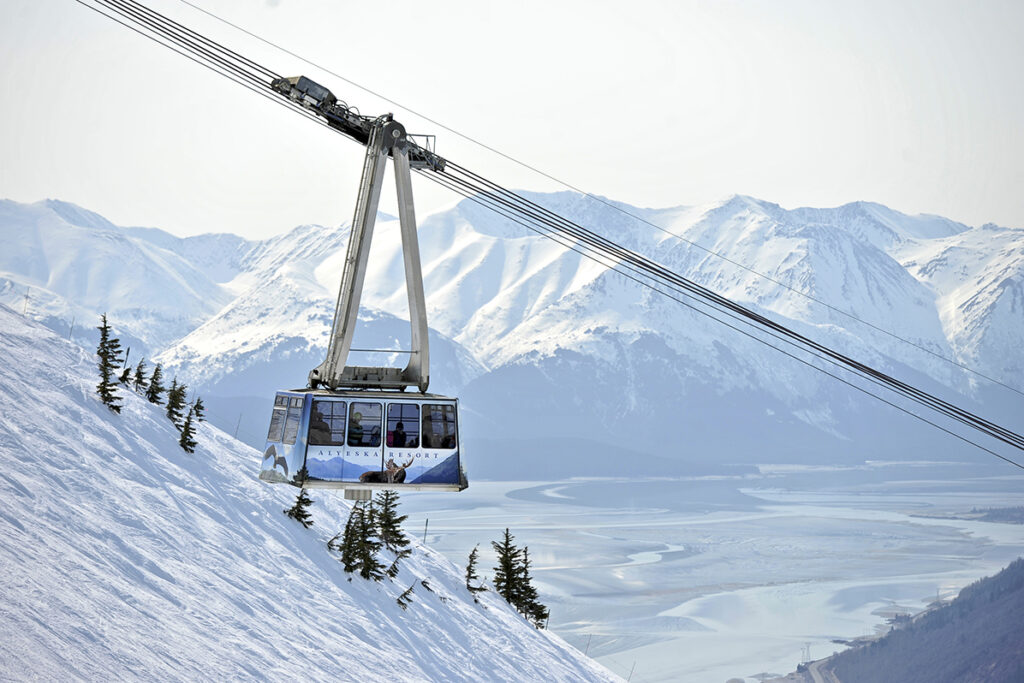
95, 313, 205, 453
284, 487, 549, 627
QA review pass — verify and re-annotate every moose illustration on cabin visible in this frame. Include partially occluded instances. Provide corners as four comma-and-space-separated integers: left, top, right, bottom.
360, 457, 415, 484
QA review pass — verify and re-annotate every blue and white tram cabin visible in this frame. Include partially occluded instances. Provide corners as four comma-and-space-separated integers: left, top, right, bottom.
259, 390, 467, 492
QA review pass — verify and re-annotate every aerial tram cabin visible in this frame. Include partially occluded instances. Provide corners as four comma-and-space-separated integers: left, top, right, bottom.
258, 76, 466, 498
260, 390, 465, 492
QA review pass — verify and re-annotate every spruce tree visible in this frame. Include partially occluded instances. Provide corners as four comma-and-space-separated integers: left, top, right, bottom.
492, 528, 521, 606
132, 358, 147, 393
356, 501, 385, 581
165, 378, 187, 428
465, 544, 486, 594
518, 546, 549, 627
145, 363, 165, 404
179, 406, 198, 454
396, 582, 415, 610
95, 313, 123, 413
283, 488, 314, 528
191, 396, 206, 422
374, 490, 411, 577
337, 504, 362, 574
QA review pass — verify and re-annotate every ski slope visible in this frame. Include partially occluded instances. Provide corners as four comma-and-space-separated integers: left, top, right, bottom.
0, 306, 617, 681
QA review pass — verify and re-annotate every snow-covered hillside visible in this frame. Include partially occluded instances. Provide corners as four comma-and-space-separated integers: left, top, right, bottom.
1, 193, 1021, 471
0, 306, 617, 681
0, 199, 232, 358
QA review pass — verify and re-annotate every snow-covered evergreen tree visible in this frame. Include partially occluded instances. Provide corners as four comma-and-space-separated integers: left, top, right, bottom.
397, 582, 415, 610
357, 501, 385, 581
95, 313, 123, 413
339, 501, 384, 581
519, 547, 549, 628
145, 363, 165, 404
492, 528, 521, 606
191, 396, 206, 422
165, 378, 186, 428
466, 545, 486, 594
283, 488, 314, 528
336, 506, 360, 574
179, 406, 198, 454
132, 358, 147, 393
374, 490, 411, 577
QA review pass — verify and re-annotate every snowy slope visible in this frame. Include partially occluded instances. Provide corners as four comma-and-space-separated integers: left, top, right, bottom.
0, 200, 232, 357
0, 306, 618, 682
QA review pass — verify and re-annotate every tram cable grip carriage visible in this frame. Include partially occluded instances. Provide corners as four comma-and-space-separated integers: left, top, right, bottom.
259, 76, 467, 500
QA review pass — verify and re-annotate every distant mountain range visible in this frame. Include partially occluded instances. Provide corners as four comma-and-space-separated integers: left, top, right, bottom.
2, 194, 1021, 476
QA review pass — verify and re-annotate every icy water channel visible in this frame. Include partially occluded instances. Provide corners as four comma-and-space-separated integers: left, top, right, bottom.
397, 461, 1024, 683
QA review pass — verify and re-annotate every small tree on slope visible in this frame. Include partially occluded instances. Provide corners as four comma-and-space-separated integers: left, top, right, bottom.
283, 488, 314, 528
492, 528, 521, 606
145, 363, 165, 404
132, 358, 147, 393
375, 490, 411, 577
165, 378, 187, 428
337, 501, 384, 581
95, 313, 123, 413
355, 501, 385, 581
191, 396, 206, 422
179, 406, 198, 454
519, 547, 549, 628
465, 545, 486, 595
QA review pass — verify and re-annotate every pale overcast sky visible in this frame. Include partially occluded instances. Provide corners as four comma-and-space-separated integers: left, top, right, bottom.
2, 0, 1022, 239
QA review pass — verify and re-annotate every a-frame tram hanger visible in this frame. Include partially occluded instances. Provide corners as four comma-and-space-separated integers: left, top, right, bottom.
309, 114, 430, 392
259, 76, 466, 495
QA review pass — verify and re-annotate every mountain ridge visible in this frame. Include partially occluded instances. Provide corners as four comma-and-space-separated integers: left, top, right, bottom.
1, 193, 1021, 471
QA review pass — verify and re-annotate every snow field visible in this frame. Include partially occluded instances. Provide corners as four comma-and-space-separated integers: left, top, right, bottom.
0, 307, 618, 682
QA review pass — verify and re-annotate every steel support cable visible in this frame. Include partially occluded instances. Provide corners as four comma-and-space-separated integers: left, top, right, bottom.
439, 162, 1011, 435
451, 165, 1024, 452
434, 163, 1024, 452
428, 167, 1003, 443
73, 1, 332, 133
168, 0, 1024, 400
97, 0, 277, 90
414, 169, 1024, 470
108, 0, 278, 80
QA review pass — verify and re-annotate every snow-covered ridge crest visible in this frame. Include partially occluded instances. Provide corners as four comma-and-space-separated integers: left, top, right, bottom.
0, 306, 618, 681
2, 193, 1021, 463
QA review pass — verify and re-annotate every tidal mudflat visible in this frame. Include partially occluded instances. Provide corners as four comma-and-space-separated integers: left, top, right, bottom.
397, 461, 1024, 682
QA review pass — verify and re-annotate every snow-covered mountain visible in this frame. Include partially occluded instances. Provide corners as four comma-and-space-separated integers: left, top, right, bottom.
1, 193, 1021, 473
0, 199, 233, 357
0, 305, 617, 681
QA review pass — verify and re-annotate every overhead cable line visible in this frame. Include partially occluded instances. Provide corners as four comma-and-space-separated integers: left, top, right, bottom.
417, 164, 1024, 459
424, 162, 1024, 453
418, 168, 1024, 470
73, 0, 1024, 468
170, 0, 1023, 399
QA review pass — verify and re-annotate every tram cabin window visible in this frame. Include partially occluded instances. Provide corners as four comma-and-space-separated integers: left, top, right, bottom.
347, 402, 382, 447
387, 403, 419, 448
422, 403, 457, 449
283, 396, 304, 445
309, 399, 345, 446
266, 395, 288, 441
